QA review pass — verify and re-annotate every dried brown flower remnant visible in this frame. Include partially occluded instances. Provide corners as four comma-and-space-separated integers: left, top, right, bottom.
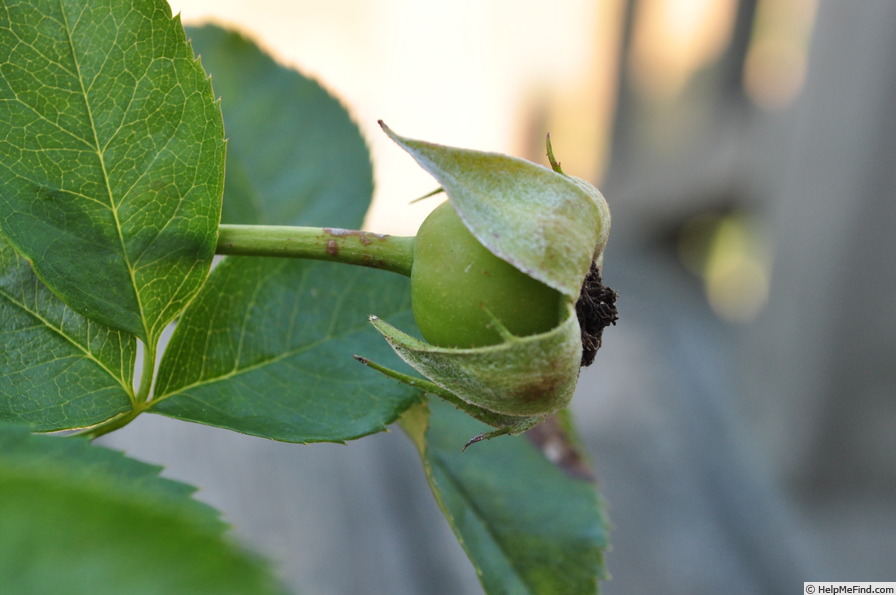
576, 261, 618, 367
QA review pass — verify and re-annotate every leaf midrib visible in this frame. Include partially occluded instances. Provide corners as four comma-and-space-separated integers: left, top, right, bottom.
155, 308, 379, 403
61, 1, 147, 342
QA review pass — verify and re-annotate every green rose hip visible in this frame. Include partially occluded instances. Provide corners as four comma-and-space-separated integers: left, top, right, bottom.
411, 201, 563, 348
360, 122, 614, 446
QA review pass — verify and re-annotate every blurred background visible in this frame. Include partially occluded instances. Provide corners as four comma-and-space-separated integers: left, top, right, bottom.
100, 0, 896, 592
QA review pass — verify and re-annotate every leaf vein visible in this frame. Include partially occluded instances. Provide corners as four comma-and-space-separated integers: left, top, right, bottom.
0, 285, 133, 397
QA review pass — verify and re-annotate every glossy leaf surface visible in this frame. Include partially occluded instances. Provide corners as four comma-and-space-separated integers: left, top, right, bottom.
0, 0, 225, 342
153, 258, 421, 442
0, 235, 134, 430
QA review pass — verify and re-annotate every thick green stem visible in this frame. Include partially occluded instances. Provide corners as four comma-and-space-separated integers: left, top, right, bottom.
216, 224, 415, 277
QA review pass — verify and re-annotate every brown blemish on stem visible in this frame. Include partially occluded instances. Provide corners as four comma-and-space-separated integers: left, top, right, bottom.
326, 239, 339, 256
323, 227, 388, 246
360, 254, 388, 269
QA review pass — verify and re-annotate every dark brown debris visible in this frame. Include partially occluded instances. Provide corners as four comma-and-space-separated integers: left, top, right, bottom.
575, 261, 618, 367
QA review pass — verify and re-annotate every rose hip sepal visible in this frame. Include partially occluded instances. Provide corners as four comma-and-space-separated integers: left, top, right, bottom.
379, 122, 610, 297
360, 122, 611, 447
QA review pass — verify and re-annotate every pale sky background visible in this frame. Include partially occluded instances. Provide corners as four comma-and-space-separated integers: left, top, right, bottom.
168, 0, 624, 234
168, 0, 810, 237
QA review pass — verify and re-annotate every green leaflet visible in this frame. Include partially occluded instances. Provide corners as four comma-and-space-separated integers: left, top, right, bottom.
149, 25, 416, 442
152, 257, 422, 443
186, 25, 373, 228
0, 423, 285, 594
0, 422, 219, 528
402, 400, 609, 594
0, 0, 225, 342
0, 235, 134, 430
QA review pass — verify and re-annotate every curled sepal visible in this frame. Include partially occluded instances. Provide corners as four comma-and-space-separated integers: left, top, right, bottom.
379, 121, 610, 299
353, 355, 545, 449
368, 302, 581, 421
